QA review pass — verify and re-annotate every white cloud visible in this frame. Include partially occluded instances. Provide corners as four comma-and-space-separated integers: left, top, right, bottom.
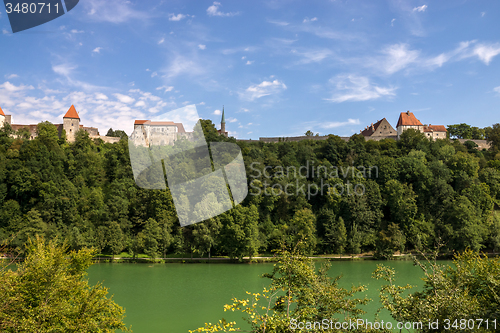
95, 93, 108, 100
92, 47, 102, 53
158, 38, 165, 45
151, 71, 158, 78
267, 19, 289, 26
52, 63, 77, 77
227, 117, 237, 123
163, 55, 206, 79
213, 109, 222, 115
246, 60, 254, 65
239, 79, 287, 101
207, 2, 239, 17
326, 75, 396, 103
391, 18, 395, 26
378, 43, 420, 74
156, 86, 174, 93
494, 86, 500, 95
0, 81, 34, 92
168, 13, 186, 21
114, 93, 135, 104
303, 17, 318, 23
135, 100, 146, 107
291, 49, 332, 64
413, 5, 427, 12
320, 119, 360, 129
472, 43, 500, 65
198, 102, 205, 105
5, 74, 18, 79
71, 29, 84, 33
198, 44, 206, 50
85, 0, 149, 23
481, 12, 486, 17
2, 29, 11, 34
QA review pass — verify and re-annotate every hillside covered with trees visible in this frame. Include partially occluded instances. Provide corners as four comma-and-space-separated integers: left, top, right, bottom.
1, 120, 500, 259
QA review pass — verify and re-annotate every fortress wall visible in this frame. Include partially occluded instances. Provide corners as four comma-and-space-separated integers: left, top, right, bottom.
365, 135, 398, 141
100, 136, 121, 144
457, 139, 491, 150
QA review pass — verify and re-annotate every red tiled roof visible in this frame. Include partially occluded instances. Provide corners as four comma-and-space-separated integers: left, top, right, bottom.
396, 111, 423, 127
149, 121, 176, 126
175, 123, 186, 133
0, 106, 4, 116
63, 105, 80, 119
134, 119, 186, 133
423, 125, 447, 132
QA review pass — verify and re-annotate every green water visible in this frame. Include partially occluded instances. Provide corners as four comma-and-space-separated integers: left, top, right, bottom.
86, 260, 433, 333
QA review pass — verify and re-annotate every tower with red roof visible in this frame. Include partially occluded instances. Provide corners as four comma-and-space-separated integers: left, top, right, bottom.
63, 105, 80, 142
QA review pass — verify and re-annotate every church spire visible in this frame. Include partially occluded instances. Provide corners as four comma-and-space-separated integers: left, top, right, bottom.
221, 106, 225, 124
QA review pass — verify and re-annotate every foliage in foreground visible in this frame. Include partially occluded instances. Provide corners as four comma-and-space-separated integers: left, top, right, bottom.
189, 245, 389, 333
0, 236, 131, 333
374, 249, 500, 333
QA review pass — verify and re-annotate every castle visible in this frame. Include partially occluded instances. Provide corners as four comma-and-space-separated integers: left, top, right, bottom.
0, 105, 120, 143
241, 111, 489, 149
130, 119, 193, 147
131, 106, 228, 147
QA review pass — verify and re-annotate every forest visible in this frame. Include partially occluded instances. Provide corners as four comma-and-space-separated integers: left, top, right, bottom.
1, 120, 500, 260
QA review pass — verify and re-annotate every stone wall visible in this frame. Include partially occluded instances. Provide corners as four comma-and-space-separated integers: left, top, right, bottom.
456, 139, 491, 150
100, 136, 121, 144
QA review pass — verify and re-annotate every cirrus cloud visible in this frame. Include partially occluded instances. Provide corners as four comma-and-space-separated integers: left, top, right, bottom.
239, 79, 287, 101
326, 75, 396, 103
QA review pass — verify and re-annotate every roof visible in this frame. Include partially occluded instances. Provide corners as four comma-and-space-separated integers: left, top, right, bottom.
396, 111, 423, 127
423, 125, 447, 132
175, 123, 186, 133
361, 118, 384, 136
149, 121, 176, 126
0, 106, 4, 116
134, 119, 186, 133
221, 107, 225, 123
63, 105, 80, 119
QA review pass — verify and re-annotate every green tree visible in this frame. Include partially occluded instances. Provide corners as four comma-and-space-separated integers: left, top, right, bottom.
485, 123, 500, 152
373, 250, 500, 333
325, 216, 347, 257
0, 236, 131, 332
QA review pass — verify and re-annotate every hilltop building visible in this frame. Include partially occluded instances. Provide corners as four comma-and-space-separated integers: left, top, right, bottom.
396, 111, 447, 140
0, 105, 119, 143
131, 119, 193, 146
360, 118, 397, 140
217, 106, 228, 137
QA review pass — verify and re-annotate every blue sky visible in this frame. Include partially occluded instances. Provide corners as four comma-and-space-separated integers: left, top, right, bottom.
1, 0, 500, 139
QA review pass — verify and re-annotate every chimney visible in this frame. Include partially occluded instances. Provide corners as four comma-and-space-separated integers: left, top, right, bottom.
406, 110, 410, 115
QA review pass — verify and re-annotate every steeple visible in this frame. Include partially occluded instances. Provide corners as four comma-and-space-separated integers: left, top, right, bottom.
219, 106, 227, 137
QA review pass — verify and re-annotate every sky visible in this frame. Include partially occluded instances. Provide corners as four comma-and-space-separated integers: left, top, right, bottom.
1, 0, 500, 139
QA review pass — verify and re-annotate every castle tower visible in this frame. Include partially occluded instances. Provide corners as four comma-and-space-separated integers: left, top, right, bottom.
63, 105, 80, 142
221, 106, 226, 134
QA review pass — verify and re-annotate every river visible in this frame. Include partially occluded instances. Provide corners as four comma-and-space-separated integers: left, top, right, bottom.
86, 260, 435, 333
